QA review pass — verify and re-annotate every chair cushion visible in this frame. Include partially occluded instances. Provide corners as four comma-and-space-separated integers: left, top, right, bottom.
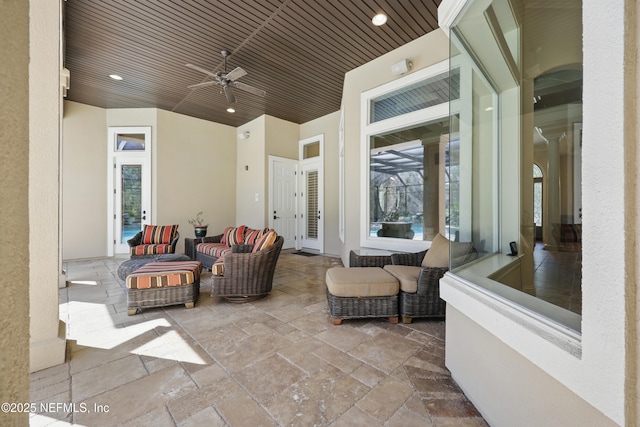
141, 224, 178, 244
126, 261, 202, 289
211, 257, 225, 276
252, 231, 277, 253
422, 233, 474, 268
383, 265, 421, 293
221, 226, 246, 246
325, 267, 399, 297
196, 243, 231, 259
130, 243, 175, 256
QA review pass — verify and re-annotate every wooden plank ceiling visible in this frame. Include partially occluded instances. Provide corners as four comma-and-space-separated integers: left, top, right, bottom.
64, 0, 442, 127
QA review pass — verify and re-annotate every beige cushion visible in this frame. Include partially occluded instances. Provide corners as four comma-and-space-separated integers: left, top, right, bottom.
383, 265, 421, 293
422, 233, 474, 268
326, 267, 399, 297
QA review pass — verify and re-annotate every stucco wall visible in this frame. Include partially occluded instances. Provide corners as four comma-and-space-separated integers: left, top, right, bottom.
300, 111, 341, 256
62, 101, 108, 259
156, 109, 237, 249
0, 1, 30, 425
63, 106, 237, 258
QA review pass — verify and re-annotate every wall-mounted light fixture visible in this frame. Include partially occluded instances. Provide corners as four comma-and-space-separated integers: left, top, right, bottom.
391, 59, 412, 76
238, 131, 250, 140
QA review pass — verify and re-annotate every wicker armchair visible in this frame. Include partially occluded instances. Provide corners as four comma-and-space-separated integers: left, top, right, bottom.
385, 250, 448, 323
211, 236, 284, 302
127, 226, 180, 258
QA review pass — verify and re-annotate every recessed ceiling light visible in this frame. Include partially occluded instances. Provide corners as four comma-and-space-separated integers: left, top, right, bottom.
372, 13, 388, 26
226, 107, 235, 113
109, 74, 123, 80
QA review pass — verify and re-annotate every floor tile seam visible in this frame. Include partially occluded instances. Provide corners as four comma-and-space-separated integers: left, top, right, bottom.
353, 386, 413, 425
339, 344, 426, 377
268, 371, 370, 426
397, 391, 438, 424
70, 362, 194, 425
68, 353, 151, 403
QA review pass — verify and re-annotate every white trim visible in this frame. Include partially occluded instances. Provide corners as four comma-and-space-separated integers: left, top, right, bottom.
438, 0, 473, 32
338, 104, 345, 243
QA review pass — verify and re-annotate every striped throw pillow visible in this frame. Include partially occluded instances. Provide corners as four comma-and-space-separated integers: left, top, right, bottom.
220, 227, 234, 245
252, 231, 277, 253
243, 228, 264, 245
141, 224, 178, 244
221, 225, 246, 246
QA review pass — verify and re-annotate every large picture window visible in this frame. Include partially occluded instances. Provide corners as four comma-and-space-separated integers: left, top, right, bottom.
446, 0, 582, 326
361, 61, 457, 252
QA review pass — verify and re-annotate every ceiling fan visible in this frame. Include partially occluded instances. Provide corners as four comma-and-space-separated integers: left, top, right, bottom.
186, 50, 266, 104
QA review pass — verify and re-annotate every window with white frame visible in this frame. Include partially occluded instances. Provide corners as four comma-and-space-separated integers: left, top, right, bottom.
360, 61, 459, 253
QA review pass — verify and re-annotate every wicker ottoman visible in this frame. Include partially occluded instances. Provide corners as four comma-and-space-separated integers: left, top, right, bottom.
325, 267, 399, 325
125, 261, 202, 315
117, 253, 191, 282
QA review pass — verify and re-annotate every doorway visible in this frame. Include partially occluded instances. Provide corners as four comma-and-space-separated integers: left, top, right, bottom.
299, 135, 324, 252
269, 156, 298, 249
107, 127, 151, 256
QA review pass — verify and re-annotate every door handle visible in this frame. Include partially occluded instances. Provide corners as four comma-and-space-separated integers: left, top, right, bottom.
274, 215, 280, 220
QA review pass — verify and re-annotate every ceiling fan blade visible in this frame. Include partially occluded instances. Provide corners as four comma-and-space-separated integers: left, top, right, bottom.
225, 67, 247, 81
185, 63, 218, 79
187, 81, 218, 89
233, 81, 266, 97
224, 85, 237, 104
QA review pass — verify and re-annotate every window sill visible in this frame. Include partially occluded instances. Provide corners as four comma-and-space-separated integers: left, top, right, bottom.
442, 253, 582, 357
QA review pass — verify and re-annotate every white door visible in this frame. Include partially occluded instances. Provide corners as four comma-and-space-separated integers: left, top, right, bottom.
108, 126, 151, 256
114, 158, 151, 254
269, 156, 297, 249
300, 161, 323, 251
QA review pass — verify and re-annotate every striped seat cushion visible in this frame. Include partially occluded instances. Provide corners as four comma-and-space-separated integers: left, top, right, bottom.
196, 243, 231, 259
211, 257, 225, 276
130, 243, 174, 256
126, 261, 202, 289
141, 224, 179, 244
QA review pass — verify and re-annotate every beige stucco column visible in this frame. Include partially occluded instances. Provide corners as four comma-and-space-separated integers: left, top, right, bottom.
0, 2, 31, 425
544, 136, 562, 250
29, 0, 66, 372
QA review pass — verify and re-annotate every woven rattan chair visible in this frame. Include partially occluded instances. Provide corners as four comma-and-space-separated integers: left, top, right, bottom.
211, 236, 284, 302
127, 228, 180, 258
387, 250, 448, 323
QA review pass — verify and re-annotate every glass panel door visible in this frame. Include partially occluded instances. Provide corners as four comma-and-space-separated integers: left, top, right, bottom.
306, 170, 318, 239
114, 159, 149, 254
300, 164, 321, 250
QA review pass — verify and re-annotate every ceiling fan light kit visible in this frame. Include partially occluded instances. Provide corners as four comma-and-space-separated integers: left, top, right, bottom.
186, 50, 266, 105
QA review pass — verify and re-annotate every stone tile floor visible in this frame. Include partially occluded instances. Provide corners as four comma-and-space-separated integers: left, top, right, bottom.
30, 250, 487, 426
